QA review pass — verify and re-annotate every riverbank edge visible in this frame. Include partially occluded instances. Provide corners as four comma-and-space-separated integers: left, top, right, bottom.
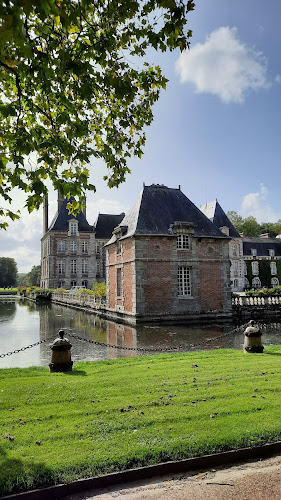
2, 441, 281, 500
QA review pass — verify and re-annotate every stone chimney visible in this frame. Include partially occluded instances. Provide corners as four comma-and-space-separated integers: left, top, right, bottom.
43, 195, 48, 234
58, 191, 64, 212
259, 233, 270, 239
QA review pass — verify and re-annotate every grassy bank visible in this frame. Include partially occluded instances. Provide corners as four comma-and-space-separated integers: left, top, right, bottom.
1, 347, 281, 496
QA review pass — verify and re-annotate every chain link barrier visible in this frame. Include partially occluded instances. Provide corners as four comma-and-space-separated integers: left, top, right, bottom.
1, 320, 276, 359
0, 338, 52, 359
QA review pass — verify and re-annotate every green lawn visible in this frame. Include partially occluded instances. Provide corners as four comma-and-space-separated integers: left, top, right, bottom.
1, 347, 281, 496
0, 287, 17, 292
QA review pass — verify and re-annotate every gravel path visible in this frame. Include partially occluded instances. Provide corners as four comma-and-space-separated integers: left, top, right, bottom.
63, 454, 281, 500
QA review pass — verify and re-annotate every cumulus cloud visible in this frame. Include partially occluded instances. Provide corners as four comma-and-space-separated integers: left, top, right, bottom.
175, 26, 270, 103
241, 184, 281, 222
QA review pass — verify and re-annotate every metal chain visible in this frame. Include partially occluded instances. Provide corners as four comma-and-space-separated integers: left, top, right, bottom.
0, 338, 52, 359
67, 323, 247, 353
0, 322, 255, 359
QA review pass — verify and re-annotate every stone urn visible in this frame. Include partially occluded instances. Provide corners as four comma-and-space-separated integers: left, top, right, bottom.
49, 330, 73, 372
243, 320, 264, 353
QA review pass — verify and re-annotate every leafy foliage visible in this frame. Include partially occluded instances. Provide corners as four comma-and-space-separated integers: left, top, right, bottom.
0, 257, 18, 286
227, 211, 281, 237
21, 265, 41, 286
0, 0, 194, 227
92, 279, 106, 297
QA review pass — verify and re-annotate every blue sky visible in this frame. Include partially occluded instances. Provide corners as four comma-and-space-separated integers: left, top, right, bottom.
1, 0, 281, 272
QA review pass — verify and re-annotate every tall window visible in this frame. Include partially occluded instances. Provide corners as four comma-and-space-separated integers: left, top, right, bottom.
70, 222, 77, 235
71, 259, 77, 274
82, 259, 88, 274
95, 242, 100, 254
270, 262, 277, 275
58, 240, 65, 253
58, 260, 65, 274
177, 234, 190, 250
178, 266, 191, 296
116, 267, 123, 297
252, 261, 259, 275
232, 261, 239, 277
82, 241, 88, 254
70, 240, 77, 253
232, 245, 238, 257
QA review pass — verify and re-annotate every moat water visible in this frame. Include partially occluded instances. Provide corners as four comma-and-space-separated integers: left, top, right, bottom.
1, 297, 281, 368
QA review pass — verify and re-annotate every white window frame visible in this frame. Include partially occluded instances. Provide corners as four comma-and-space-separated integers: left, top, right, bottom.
116, 267, 123, 297
269, 249, 275, 257
252, 277, 261, 289
251, 248, 257, 256
177, 234, 190, 250
82, 241, 88, 254
71, 259, 77, 274
82, 259, 88, 274
70, 240, 77, 253
252, 261, 259, 276
270, 261, 277, 275
58, 260, 65, 275
178, 266, 192, 296
58, 240, 65, 253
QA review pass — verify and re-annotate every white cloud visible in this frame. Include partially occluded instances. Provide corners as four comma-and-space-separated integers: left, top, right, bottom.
241, 184, 281, 222
275, 74, 281, 84
87, 198, 128, 225
176, 26, 270, 103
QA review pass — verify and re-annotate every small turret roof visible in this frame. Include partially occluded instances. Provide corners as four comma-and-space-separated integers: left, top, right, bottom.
200, 200, 240, 238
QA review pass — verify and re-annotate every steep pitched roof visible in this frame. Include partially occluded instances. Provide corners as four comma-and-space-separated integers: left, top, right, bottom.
48, 198, 93, 232
95, 213, 125, 240
242, 237, 281, 256
107, 184, 228, 243
200, 200, 240, 238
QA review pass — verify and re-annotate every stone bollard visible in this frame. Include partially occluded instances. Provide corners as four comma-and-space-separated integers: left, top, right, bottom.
49, 330, 73, 372
243, 320, 264, 353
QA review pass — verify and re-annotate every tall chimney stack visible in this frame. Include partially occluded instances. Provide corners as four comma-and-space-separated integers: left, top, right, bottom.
43, 195, 48, 234
58, 190, 64, 211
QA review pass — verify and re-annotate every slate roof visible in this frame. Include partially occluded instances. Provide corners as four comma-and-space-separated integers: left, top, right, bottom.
243, 237, 281, 256
200, 200, 240, 238
95, 213, 125, 240
48, 198, 93, 232
107, 184, 229, 244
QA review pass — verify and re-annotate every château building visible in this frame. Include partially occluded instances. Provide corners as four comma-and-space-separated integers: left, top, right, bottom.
105, 184, 232, 324
41, 193, 95, 289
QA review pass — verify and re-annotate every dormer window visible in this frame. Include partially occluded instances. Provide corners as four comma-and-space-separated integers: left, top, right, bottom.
251, 249, 257, 256
172, 221, 194, 251
269, 249, 275, 257
177, 234, 190, 250
68, 219, 79, 237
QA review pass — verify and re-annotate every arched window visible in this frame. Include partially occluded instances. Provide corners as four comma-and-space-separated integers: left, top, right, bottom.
252, 277, 261, 289
271, 277, 279, 287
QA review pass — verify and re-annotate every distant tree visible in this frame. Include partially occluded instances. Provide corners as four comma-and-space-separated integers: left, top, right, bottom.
227, 211, 244, 234
227, 211, 281, 238
259, 221, 281, 238
21, 265, 41, 287
0, 257, 18, 287
240, 216, 260, 237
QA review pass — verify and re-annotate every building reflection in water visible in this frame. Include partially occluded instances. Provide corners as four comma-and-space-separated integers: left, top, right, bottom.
1, 299, 281, 368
